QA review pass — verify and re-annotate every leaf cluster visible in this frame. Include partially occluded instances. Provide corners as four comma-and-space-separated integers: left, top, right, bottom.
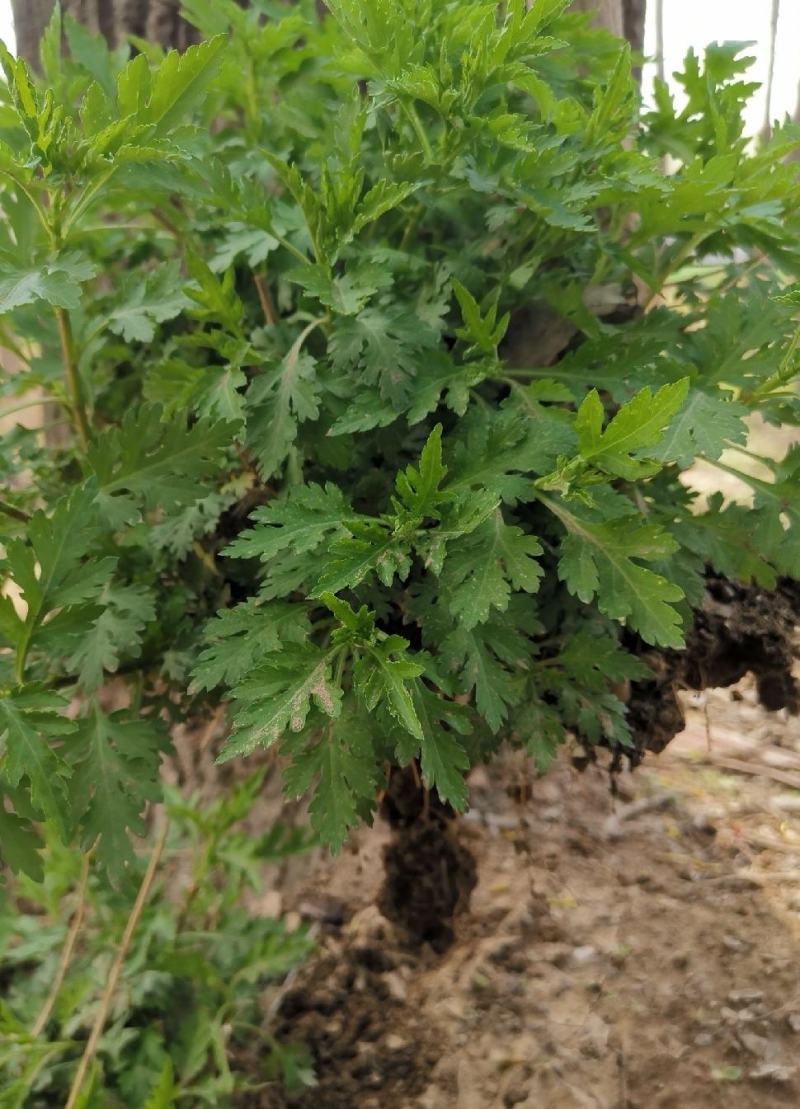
0, 2, 799, 864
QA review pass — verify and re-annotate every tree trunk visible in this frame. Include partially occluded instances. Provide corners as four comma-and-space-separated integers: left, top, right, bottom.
10, 0, 55, 65
572, 0, 646, 48
10, 0, 199, 66
622, 0, 646, 56
571, 0, 625, 38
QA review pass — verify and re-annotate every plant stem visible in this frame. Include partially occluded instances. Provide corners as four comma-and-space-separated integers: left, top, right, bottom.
499, 376, 540, 414
32, 848, 94, 1037
0, 497, 30, 523
65, 816, 169, 1109
272, 230, 312, 267
61, 166, 118, 238
644, 229, 710, 310
0, 397, 46, 421
743, 323, 800, 401
54, 308, 90, 451
404, 102, 434, 163
253, 272, 277, 326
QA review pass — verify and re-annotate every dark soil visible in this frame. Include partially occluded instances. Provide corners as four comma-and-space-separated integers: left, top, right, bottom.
378, 767, 477, 952
269, 938, 438, 1108
622, 576, 799, 767
379, 821, 477, 951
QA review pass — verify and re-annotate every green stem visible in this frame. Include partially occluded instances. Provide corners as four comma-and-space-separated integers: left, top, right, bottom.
499, 376, 538, 414
273, 231, 312, 267
644, 228, 711, 308
399, 202, 424, 251
0, 397, 51, 420
743, 323, 800, 401
0, 497, 30, 523
722, 441, 774, 467
61, 166, 118, 238
15, 626, 32, 685
54, 308, 90, 451
404, 101, 434, 163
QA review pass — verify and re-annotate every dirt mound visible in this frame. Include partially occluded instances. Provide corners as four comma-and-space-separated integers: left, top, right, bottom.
270, 937, 438, 1108
621, 576, 799, 768
378, 768, 477, 951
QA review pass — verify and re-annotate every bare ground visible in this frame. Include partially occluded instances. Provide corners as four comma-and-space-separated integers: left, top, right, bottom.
245, 680, 800, 1109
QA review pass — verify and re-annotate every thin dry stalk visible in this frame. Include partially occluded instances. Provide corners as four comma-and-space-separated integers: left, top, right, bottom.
32, 848, 94, 1037
65, 814, 169, 1109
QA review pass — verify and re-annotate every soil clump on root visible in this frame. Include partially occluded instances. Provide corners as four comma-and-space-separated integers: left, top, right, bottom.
619, 576, 799, 769
378, 767, 477, 952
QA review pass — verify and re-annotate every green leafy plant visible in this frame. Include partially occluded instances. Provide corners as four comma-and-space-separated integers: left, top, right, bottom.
0, 771, 316, 1105
0, 1, 799, 874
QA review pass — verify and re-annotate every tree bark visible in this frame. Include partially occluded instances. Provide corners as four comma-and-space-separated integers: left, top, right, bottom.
572, 0, 646, 49
571, 0, 625, 38
622, 0, 646, 56
10, 0, 55, 65
10, 0, 199, 66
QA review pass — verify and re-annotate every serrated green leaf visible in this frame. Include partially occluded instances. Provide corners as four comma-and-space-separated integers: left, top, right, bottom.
106, 261, 192, 343
444, 512, 543, 628
246, 347, 321, 480
0, 690, 75, 837
0, 252, 97, 313
576, 379, 689, 478
67, 706, 164, 874
225, 482, 350, 562
144, 35, 226, 134
412, 683, 470, 810
116, 52, 152, 117
66, 584, 156, 692
87, 405, 231, 513
353, 639, 425, 739
143, 1058, 177, 1109
64, 15, 117, 101
440, 607, 532, 730
283, 703, 377, 851
191, 600, 309, 692
329, 305, 438, 408
3, 487, 111, 675
394, 423, 447, 518
312, 518, 411, 595
652, 389, 748, 466
219, 647, 342, 761
0, 804, 44, 881
549, 498, 685, 647
512, 699, 565, 773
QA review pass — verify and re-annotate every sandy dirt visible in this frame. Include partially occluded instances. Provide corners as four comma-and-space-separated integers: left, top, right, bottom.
245, 679, 800, 1109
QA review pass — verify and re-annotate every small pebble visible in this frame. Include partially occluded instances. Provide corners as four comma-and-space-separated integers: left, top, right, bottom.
721, 933, 748, 953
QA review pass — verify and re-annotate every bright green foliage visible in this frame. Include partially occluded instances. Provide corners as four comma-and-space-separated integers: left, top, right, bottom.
0, 775, 316, 1103
1, 2, 799, 873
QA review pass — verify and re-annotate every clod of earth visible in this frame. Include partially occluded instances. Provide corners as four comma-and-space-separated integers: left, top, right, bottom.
618, 575, 799, 771
378, 767, 477, 951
